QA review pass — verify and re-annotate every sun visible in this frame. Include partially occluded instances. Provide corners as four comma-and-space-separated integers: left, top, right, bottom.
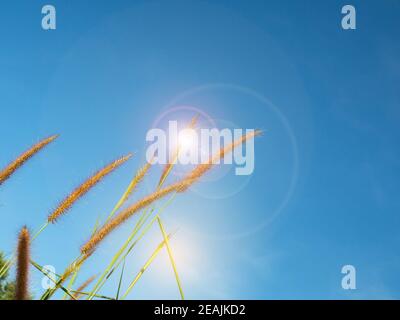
178, 129, 198, 153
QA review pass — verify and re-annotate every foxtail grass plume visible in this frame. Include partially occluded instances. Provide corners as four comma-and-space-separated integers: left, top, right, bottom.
15, 227, 30, 300
47, 154, 132, 223
0, 135, 58, 186
120, 161, 152, 207
179, 129, 262, 191
62, 253, 92, 283
103, 160, 152, 224
71, 275, 96, 300
81, 181, 181, 254
81, 130, 260, 254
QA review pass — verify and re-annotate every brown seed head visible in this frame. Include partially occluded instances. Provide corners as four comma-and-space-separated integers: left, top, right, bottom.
71, 275, 96, 300
0, 135, 58, 186
81, 182, 181, 254
15, 226, 30, 300
179, 129, 262, 191
48, 154, 132, 223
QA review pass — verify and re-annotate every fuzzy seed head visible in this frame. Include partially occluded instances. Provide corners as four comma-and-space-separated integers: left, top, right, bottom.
47, 154, 132, 223
15, 226, 30, 300
0, 135, 58, 186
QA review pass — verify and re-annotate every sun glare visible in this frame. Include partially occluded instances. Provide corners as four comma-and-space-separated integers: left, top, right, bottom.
178, 129, 198, 153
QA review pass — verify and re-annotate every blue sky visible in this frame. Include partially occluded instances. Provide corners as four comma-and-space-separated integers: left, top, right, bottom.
0, 0, 399, 299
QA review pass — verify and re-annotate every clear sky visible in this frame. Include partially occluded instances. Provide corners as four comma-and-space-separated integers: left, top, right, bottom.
0, 0, 399, 299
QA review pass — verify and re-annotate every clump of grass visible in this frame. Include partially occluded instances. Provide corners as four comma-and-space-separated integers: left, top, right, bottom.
15, 227, 30, 300
47, 154, 132, 223
0, 135, 58, 186
1, 121, 261, 300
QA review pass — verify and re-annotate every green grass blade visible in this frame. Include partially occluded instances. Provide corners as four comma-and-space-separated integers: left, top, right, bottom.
31, 260, 77, 300
0, 256, 13, 278
115, 259, 126, 300
104, 213, 158, 282
103, 162, 151, 225
62, 218, 100, 299
87, 208, 153, 299
87, 192, 177, 299
31, 259, 113, 300
121, 233, 173, 300
40, 254, 86, 300
87, 125, 185, 300
31, 222, 49, 241
86, 214, 146, 299
157, 216, 184, 300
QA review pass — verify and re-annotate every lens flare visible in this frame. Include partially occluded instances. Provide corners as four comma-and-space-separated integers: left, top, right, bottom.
178, 129, 197, 153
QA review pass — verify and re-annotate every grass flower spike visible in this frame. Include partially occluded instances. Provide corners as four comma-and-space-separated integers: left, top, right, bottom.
81, 182, 180, 254
81, 130, 260, 254
0, 135, 58, 186
179, 129, 262, 191
15, 227, 30, 300
71, 275, 96, 300
48, 154, 132, 223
